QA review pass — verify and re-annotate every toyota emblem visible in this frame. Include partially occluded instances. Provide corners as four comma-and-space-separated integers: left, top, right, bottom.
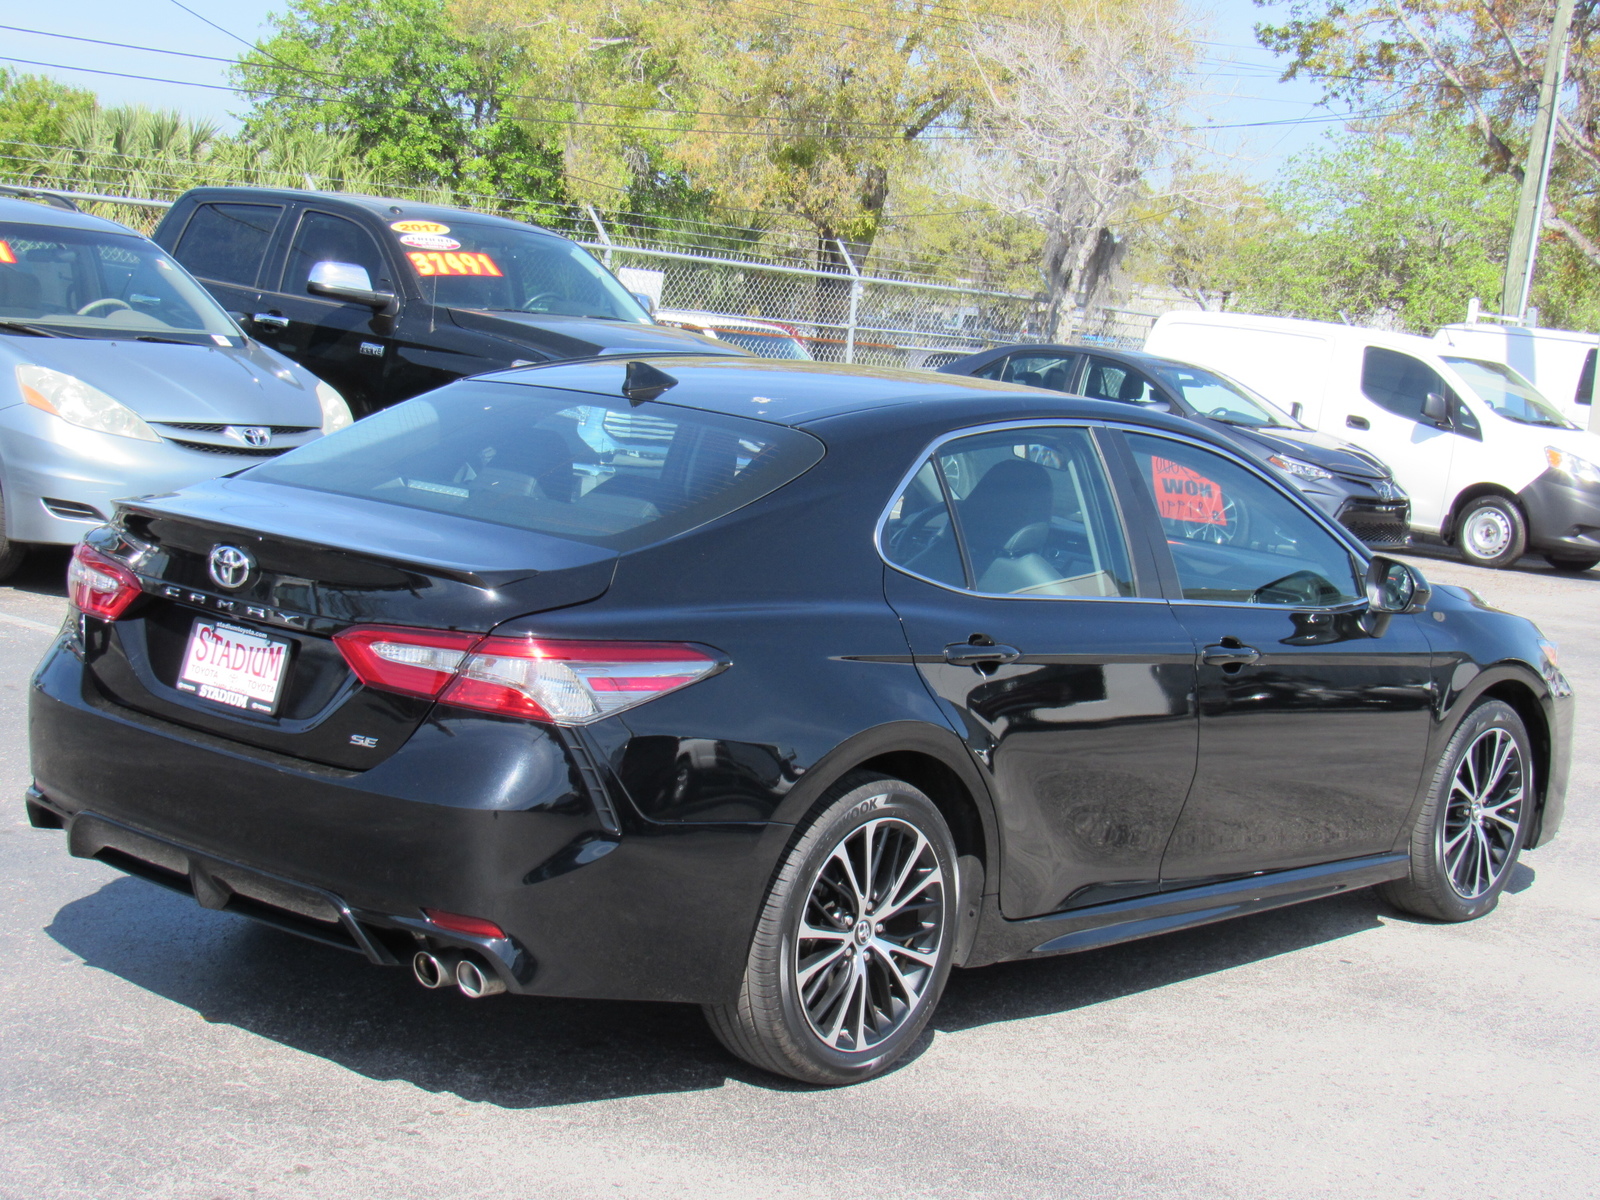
208, 545, 254, 590
225, 425, 272, 449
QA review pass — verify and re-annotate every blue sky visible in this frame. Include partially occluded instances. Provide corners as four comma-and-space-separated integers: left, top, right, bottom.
3, 0, 1356, 182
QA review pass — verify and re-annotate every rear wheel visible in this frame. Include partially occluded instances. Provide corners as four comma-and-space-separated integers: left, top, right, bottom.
1379, 699, 1530, 922
704, 772, 957, 1085
0, 488, 29, 583
1543, 553, 1600, 573
1454, 495, 1527, 569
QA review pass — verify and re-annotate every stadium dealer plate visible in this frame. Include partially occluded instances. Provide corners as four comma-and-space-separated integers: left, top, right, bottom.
177, 619, 291, 715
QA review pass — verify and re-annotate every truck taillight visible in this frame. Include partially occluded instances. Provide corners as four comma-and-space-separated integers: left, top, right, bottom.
68, 543, 141, 620
334, 626, 725, 725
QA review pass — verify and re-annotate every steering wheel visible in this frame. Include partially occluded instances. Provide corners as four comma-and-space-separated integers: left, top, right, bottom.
520, 292, 561, 311
888, 502, 951, 559
77, 298, 134, 316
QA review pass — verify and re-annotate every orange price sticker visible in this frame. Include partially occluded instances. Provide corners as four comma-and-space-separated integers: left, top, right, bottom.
407, 250, 503, 278
0, 240, 15, 264
1151, 456, 1226, 526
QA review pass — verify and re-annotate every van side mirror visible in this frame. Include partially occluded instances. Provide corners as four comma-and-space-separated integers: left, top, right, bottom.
307, 261, 396, 310
1422, 391, 1449, 425
1290, 401, 1304, 421
1365, 555, 1430, 614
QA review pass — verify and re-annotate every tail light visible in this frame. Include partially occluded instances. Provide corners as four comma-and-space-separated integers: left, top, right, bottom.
334, 625, 724, 725
68, 543, 141, 620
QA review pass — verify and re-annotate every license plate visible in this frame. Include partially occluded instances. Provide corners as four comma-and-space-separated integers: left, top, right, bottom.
177, 620, 291, 715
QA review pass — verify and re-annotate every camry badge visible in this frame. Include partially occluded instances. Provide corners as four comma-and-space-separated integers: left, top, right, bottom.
208, 545, 254, 590
224, 425, 272, 448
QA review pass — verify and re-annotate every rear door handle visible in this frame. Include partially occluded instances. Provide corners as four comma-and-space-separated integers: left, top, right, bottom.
943, 642, 1022, 667
1346, 415, 1370, 430
252, 312, 289, 330
1201, 643, 1260, 667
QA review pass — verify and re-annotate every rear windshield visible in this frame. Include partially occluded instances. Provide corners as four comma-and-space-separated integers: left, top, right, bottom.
246, 380, 824, 550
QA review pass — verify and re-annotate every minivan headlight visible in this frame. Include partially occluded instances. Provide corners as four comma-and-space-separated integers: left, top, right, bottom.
1266, 453, 1333, 483
316, 381, 354, 434
15, 365, 159, 441
1545, 445, 1600, 486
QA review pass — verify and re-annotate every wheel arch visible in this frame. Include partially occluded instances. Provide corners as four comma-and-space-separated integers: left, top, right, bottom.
1477, 677, 1554, 846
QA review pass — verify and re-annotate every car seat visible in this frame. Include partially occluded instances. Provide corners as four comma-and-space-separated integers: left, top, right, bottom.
958, 459, 1061, 593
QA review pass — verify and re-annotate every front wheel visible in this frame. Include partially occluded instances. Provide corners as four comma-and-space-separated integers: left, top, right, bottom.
1455, 495, 1527, 569
0, 487, 29, 583
704, 772, 957, 1085
1378, 699, 1531, 922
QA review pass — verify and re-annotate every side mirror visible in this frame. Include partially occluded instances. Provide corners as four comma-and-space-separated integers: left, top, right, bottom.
1422, 391, 1449, 425
1142, 396, 1174, 414
631, 290, 657, 317
1290, 401, 1305, 422
1365, 554, 1430, 615
307, 261, 396, 310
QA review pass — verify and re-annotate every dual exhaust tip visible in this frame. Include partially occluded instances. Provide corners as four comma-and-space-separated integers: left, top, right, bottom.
412, 949, 506, 999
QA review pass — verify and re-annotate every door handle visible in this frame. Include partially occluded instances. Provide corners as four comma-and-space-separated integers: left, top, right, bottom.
1346, 414, 1370, 430
943, 642, 1022, 667
252, 312, 289, 330
1201, 643, 1260, 667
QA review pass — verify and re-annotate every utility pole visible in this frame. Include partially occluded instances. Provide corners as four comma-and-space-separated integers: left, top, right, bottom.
1500, 0, 1577, 323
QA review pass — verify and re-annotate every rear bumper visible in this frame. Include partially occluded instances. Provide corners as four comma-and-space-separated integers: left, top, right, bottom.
28, 640, 785, 1004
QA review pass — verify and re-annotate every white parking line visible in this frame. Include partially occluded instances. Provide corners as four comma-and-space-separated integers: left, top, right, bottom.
0, 609, 63, 636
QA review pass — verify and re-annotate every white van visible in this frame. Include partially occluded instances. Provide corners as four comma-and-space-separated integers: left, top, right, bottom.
1433, 321, 1598, 428
1145, 311, 1600, 570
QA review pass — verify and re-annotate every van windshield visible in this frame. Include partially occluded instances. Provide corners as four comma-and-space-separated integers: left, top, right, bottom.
1443, 356, 1576, 429
0, 220, 237, 341
247, 380, 824, 550
397, 221, 651, 323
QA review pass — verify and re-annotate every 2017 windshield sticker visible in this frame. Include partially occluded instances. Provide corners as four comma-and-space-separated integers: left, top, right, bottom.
398, 232, 461, 251
407, 250, 503, 277
1151, 457, 1226, 525
390, 219, 451, 235
0, 240, 14, 264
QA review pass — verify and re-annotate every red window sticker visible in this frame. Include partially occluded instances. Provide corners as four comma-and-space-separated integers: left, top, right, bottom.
1151, 456, 1226, 526
406, 250, 503, 277
0, 240, 15, 264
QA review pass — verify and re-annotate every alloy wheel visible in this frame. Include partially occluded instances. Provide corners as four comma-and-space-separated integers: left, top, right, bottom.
794, 816, 946, 1053
1440, 727, 1524, 899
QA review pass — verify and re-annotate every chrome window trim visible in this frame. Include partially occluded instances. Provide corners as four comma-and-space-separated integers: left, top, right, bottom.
873, 418, 1156, 604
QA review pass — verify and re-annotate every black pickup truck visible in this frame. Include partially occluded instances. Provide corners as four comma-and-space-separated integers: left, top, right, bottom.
153, 188, 738, 415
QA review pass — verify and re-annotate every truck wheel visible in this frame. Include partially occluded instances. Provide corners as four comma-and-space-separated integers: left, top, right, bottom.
1455, 495, 1527, 569
704, 772, 957, 1085
1543, 553, 1600, 573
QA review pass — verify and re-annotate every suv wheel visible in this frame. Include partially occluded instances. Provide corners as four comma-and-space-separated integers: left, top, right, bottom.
704, 772, 957, 1085
1455, 495, 1527, 569
1379, 699, 1530, 922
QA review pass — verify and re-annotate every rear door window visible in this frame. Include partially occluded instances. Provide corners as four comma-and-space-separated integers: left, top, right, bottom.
247, 381, 824, 550
172, 202, 283, 287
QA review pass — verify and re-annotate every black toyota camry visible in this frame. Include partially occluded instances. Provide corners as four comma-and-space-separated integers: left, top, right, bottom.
28, 358, 1571, 1085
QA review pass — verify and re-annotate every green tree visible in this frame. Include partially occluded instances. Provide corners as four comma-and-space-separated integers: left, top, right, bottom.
1236, 119, 1517, 332
0, 70, 96, 158
233, 0, 562, 206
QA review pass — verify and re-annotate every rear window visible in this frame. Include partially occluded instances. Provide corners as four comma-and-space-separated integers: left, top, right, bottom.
246, 381, 823, 550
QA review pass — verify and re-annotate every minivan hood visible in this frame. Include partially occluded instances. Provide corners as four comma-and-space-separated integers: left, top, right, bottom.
448, 308, 746, 360
1197, 417, 1394, 480
0, 335, 324, 425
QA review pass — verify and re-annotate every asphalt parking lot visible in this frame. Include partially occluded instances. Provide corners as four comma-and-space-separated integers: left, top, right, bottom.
1, 544, 1595, 1200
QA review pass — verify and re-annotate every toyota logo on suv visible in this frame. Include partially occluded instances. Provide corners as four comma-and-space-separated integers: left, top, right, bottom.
207, 545, 254, 590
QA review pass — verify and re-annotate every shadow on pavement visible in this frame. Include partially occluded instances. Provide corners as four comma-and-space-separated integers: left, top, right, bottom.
7, 546, 70, 599
46, 869, 1411, 1102
1400, 540, 1600, 582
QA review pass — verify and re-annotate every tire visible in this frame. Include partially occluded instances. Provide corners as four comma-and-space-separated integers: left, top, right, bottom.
1378, 699, 1531, 922
704, 771, 958, 1085
1543, 553, 1600, 573
1454, 495, 1527, 569
0, 487, 28, 583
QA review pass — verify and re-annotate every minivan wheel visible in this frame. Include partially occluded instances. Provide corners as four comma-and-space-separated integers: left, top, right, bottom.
1455, 495, 1527, 569
704, 772, 957, 1085
1543, 553, 1600, 573
1378, 699, 1530, 923
0, 488, 29, 582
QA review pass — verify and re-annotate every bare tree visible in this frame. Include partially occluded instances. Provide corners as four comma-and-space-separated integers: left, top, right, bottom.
956, 3, 1200, 335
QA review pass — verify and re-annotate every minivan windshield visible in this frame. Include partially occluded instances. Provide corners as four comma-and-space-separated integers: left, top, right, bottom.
0, 220, 238, 340
1443, 356, 1577, 429
248, 380, 824, 550
401, 222, 651, 322
1147, 362, 1303, 429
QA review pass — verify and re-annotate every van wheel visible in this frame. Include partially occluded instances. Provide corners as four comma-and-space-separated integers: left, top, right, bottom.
1455, 495, 1527, 569
703, 772, 957, 1085
0, 488, 29, 583
1543, 553, 1600, 573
